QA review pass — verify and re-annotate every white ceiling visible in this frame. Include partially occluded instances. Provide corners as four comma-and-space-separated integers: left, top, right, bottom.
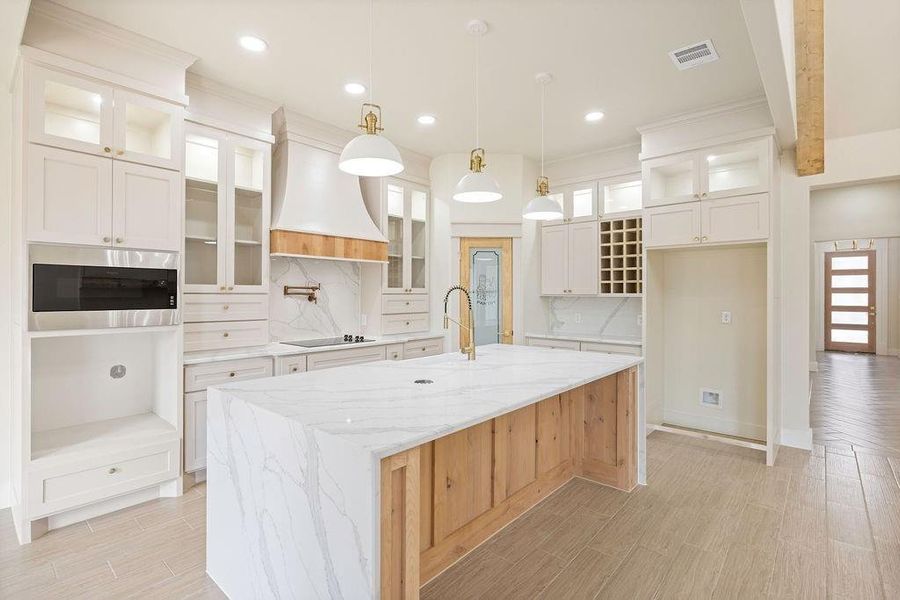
52, 0, 765, 160
825, 0, 900, 139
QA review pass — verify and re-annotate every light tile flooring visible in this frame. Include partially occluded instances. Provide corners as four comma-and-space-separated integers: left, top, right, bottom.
811, 351, 900, 455
3, 431, 898, 599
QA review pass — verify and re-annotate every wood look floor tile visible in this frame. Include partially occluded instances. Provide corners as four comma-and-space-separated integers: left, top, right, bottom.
827, 540, 884, 600
734, 504, 783, 548
587, 503, 650, 557
856, 453, 897, 480
594, 545, 671, 600
873, 536, 900, 599
860, 474, 900, 507
827, 501, 875, 549
683, 507, 743, 553
779, 502, 826, 549
865, 496, 900, 542
485, 504, 565, 563
654, 543, 724, 600
710, 543, 777, 600
787, 475, 826, 510
767, 539, 826, 600
747, 469, 791, 511
420, 545, 512, 600
637, 504, 700, 556
536, 548, 623, 600
826, 474, 867, 508
536, 506, 609, 561
480, 548, 567, 600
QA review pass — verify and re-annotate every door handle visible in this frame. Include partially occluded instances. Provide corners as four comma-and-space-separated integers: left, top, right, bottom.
500, 330, 513, 337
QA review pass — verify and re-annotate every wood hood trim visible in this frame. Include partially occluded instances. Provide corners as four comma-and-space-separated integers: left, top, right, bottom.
270, 229, 388, 263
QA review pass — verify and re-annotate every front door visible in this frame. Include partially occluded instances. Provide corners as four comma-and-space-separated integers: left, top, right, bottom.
459, 238, 513, 348
825, 250, 876, 353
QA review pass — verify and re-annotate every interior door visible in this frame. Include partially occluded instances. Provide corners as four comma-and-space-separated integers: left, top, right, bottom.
825, 250, 876, 353
459, 237, 513, 347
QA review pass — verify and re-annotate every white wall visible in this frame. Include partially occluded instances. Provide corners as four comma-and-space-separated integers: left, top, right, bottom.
810, 179, 900, 241
779, 128, 900, 448
1, 0, 32, 511
649, 245, 768, 440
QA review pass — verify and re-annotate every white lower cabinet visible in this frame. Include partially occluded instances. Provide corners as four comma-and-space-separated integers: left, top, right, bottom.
402, 338, 444, 358
183, 320, 269, 352
307, 346, 387, 371
644, 193, 768, 249
382, 294, 428, 315
382, 313, 430, 335
275, 355, 307, 376
385, 343, 405, 361
525, 336, 643, 356
184, 391, 207, 473
525, 337, 581, 351
183, 294, 269, 323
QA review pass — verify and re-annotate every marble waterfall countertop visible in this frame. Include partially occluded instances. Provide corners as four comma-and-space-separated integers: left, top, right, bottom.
211, 343, 642, 459
525, 332, 643, 346
206, 344, 644, 599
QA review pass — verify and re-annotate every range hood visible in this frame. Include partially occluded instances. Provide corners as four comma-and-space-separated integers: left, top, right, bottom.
270, 107, 388, 262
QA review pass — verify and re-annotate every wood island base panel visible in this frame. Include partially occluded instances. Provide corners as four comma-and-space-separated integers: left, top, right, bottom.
205, 345, 643, 600
381, 368, 637, 598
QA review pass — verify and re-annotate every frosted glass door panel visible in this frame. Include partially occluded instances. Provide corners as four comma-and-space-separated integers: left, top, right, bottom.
831, 329, 868, 344
185, 130, 223, 288
832, 256, 868, 270
831, 293, 868, 307
831, 311, 868, 325
603, 179, 642, 215
471, 249, 501, 346
410, 189, 428, 290
571, 187, 595, 219
43, 80, 104, 145
386, 184, 404, 290
706, 149, 761, 193
831, 275, 868, 288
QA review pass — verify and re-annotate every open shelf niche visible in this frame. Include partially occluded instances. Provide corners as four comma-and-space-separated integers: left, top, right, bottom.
600, 216, 643, 295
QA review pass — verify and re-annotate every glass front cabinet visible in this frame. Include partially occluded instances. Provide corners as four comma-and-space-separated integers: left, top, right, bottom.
382, 179, 429, 294
184, 123, 270, 294
540, 182, 598, 226
28, 64, 183, 170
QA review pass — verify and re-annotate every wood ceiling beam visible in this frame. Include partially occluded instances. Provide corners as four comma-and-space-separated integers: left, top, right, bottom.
795, 0, 825, 175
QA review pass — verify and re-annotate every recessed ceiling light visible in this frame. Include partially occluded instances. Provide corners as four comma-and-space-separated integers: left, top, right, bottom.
344, 82, 366, 95
417, 114, 436, 125
238, 35, 268, 53
706, 154, 716, 162
584, 111, 604, 122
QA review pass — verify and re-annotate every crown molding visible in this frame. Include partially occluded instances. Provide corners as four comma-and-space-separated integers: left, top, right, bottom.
186, 72, 279, 115
544, 141, 642, 168
29, 0, 197, 69
636, 95, 770, 135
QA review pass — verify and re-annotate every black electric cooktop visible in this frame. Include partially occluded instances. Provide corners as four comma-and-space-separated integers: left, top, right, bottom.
282, 335, 374, 348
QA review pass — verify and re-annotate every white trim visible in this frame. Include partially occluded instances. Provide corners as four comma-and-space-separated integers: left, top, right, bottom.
449, 222, 522, 238
638, 127, 776, 161
269, 252, 387, 265
653, 424, 767, 452
809, 361, 818, 372
636, 95, 770, 135
29, 0, 197, 69
662, 408, 766, 442
780, 427, 813, 450
185, 113, 275, 145
20, 46, 189, 105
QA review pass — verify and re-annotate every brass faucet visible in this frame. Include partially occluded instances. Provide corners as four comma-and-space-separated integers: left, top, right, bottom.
443, 285, 475, 361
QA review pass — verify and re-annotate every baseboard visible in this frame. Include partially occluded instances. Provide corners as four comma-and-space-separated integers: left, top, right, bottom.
46, 481, 168, 531
780, 428, 813, 450
662, 408, 766, 441
655, 423, 766, 452
808, 361, 818, 372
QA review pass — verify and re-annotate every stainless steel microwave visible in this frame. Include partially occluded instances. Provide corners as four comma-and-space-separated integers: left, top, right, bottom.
29, 245, 179, 331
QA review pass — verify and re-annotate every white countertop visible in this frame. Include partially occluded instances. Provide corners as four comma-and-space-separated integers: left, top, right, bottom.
183, 332, 445, 365
525, 332, 643, 346
212, 343, 642, 459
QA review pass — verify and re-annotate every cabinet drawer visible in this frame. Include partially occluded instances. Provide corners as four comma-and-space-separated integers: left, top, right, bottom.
28, 441, 179, 518
184, 391, 207, 473
306, 346, 387, 372
525, 337, 581, 351
184, 356, 273, 392
275, 355, 307, 376
385, 343, 404, 361
183, 320, 268, 352
382, 313, 429, 335
580, 342, 642, 356
403, 338, 444, 358
382, 294, 428, 314
183, 294, 268, 323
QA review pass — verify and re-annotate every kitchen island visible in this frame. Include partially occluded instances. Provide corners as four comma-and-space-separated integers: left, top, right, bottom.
206, 344, 644, 600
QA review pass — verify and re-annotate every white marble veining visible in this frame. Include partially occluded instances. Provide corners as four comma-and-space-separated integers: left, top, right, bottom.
269, 256, 361, 341
525, 332, 643, 347
206, 344, 644, 599
546, 296, 642, 341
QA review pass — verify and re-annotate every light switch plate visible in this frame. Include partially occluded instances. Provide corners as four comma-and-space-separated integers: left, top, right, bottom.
720, 311, 732, 324
574, 312, 582, 324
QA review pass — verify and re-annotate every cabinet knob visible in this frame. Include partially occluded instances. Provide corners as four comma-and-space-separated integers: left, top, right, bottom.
291, 366, 298, 373
405, 301, 410, 305
701, 192, 708, 198
107, 467, 118, 475
702, 236, 708, 241
223, 332, 230, 338
103, 146, 111, 153
116, 149, 124, 156
421, 347, 426, 351
227, 286, 234, 291
102, 236, 110, 243
693, 236, 700, 241
223, 305, 229, 310
229, 372, 235, 377
405, 321, 410, 326
115, 237, 124, 244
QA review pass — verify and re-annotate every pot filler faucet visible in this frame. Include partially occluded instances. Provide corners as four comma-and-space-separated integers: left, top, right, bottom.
443, 285, 476, 361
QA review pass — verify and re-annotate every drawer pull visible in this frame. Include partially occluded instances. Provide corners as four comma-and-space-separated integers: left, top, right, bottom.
421, 347, 426, 351
115, 237, 124, 244
223, 305, 229, 310
405, 321, 410, 326
223, 332, 230, 338
290, 366, 298, 373
108, 467, 119, 475
229, 372, 236, 377
405, 301, 410, 305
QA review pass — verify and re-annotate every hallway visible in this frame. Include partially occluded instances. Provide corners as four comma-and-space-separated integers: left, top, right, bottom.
811, 351, 900, 454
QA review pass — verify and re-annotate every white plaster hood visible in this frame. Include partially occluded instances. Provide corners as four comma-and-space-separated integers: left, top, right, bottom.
271, 107, 387, 245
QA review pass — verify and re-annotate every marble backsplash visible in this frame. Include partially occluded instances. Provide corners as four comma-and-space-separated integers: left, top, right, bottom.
547, 296, 642, 340
269, 257, 361, 341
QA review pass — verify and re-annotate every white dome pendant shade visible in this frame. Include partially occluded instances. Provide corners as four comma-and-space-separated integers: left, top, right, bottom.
338, 0, 404, 177
454, 148, 502, 203
453, 20, 501, 204
523, 176, 563, 220
339, 103, 404, 176
523, 72, 562, 221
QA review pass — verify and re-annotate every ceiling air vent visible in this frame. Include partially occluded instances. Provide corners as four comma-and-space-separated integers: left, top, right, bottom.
669, 39, 719, 70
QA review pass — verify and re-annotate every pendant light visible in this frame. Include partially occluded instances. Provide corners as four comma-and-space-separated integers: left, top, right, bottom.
339, 0, 404, 177
523, 73, 564, 220
453, 20, 501, 203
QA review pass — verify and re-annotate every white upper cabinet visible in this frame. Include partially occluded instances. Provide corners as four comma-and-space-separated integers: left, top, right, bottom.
540, 221, 598, 295
26, 144, 113, 246
27, 65, 182, 171
184, 124, 270, 294
112, 161, 181, 251
381, 179, 429, 294
599, 175, 642, 217
643, 202, 701, 248
541, 182, 597, 226
540, 224, 568, 295
644, 193, 769, 248
642, 138, 770, 207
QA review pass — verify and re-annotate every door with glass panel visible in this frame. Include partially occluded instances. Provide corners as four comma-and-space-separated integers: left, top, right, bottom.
825, 250, 876, 353
383, 180, 429, 294
459, 238, 513, 348
184, 125, 227, 293
227, 136, 269, 293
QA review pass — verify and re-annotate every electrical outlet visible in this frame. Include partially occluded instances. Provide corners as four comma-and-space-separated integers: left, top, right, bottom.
574, 312, 582, 324
720, 311, 731, 324
637, 314, 643, 327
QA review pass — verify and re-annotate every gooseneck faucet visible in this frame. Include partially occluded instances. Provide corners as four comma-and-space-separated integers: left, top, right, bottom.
443, 285, 476, 361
